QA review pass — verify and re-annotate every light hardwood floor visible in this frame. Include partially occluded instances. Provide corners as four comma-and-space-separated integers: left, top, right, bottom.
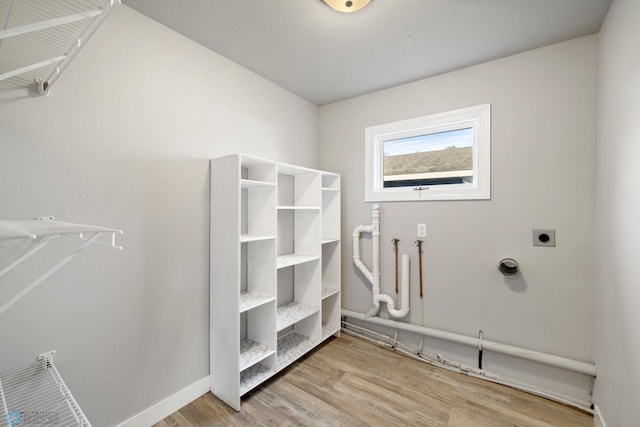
154, 334, 593, 426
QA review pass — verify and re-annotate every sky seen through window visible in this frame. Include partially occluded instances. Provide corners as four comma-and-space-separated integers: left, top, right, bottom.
384, 127, 473, 156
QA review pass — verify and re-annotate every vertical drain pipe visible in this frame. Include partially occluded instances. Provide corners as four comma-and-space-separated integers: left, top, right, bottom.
353, 205, 409, 318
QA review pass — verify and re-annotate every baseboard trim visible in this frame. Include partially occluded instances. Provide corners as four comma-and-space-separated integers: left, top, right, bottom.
115, 376, 209, 427
593, 404, 606, 427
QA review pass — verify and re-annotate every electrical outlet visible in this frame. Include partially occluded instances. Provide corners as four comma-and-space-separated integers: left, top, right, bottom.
533, 229, 556, 247
417, 223, 427, 238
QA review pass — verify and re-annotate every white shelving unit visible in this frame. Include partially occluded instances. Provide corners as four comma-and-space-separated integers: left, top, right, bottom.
210, 154, 340, 411
0, 218, 122, 426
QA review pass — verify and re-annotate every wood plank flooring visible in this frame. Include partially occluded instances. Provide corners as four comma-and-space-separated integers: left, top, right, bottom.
154, 334, 593, 427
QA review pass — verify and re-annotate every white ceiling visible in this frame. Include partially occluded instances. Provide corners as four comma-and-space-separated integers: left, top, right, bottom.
123, 0, 612, 106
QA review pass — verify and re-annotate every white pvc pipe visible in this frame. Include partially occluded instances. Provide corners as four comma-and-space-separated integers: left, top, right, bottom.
352, 225, 373, 283
341, 325, 593, 412
353, 204, 409, 319
401, 254, 409, 312
381, 254, 409, 318
342, 309, 596, 376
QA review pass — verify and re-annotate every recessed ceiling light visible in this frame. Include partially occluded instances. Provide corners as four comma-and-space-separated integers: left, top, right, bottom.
323, 0, 371, 13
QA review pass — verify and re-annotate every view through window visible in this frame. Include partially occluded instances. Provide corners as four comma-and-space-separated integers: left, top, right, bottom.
383, 128, 473, 188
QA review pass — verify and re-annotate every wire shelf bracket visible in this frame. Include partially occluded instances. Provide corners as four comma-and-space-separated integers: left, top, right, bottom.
0, 217, 123, 316
0, 0, 121, 95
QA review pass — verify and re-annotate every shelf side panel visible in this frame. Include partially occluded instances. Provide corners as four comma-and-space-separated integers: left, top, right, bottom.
210, 156, 242, 410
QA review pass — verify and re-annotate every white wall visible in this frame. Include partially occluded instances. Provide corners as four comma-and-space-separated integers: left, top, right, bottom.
0, 6, 317, 426
319, 35, 597, 402
594, 0, 640, 425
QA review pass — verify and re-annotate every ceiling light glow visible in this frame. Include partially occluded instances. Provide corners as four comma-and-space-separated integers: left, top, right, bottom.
323, 0, 371, 13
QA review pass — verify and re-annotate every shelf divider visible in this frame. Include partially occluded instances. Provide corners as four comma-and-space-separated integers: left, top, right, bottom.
240, 292, 275, 313
276, 254, 319, 269
276, 301, 319, 331
239, 340, 275, 371
321, 287, 340, 299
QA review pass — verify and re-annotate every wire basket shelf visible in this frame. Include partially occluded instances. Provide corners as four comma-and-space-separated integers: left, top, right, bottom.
0, 352, 91, 427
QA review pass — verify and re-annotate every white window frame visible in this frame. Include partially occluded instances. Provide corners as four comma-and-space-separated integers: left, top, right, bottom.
365, 104, 491, 202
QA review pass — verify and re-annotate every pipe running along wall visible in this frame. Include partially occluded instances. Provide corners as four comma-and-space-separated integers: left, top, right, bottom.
342, 309, 596, 376
347, 204, 596, 378
352, 204, 409, 318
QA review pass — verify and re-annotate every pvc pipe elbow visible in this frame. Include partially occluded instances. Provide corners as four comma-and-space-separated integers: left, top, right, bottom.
387, 306, 410, 318
365, 304, 380, 318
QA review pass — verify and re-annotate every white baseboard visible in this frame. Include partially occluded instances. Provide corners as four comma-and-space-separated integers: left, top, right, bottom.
115, 376, 209, 427
593, 405, 606, 427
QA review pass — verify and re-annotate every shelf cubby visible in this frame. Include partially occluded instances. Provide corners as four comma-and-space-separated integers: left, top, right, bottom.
322, 239, 340, 300
321, 286, 340, 299
322, 173, 340, 244
241, 168, 276, 241
276, 254, 320, 269
241, 157, 277, 184
276, 330, 318, 371
276, 301, 319, 331
240, 291, 275, 313
240, 362, 275, 395
322, 291, 340, 341
322, 323, 341, 340
239, 339, 275, 371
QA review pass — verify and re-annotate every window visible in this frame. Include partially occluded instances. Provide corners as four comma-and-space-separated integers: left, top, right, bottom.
365, 104, 490, 202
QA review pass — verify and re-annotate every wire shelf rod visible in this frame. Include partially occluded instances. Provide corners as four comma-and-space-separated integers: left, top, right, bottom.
0, 232, 102, 316
0, 54, 66, 81
0, 0, 16, 50
0, 9, 101, 41
0, 377, 8, 423
0, 235, 58, 279
60, 232, 123, 251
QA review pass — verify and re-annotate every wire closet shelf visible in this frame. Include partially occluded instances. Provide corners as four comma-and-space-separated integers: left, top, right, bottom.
0, 0, 120, 95
0, 218, 122, 426
0, 352, 91, 427
0, 218, 123, 316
